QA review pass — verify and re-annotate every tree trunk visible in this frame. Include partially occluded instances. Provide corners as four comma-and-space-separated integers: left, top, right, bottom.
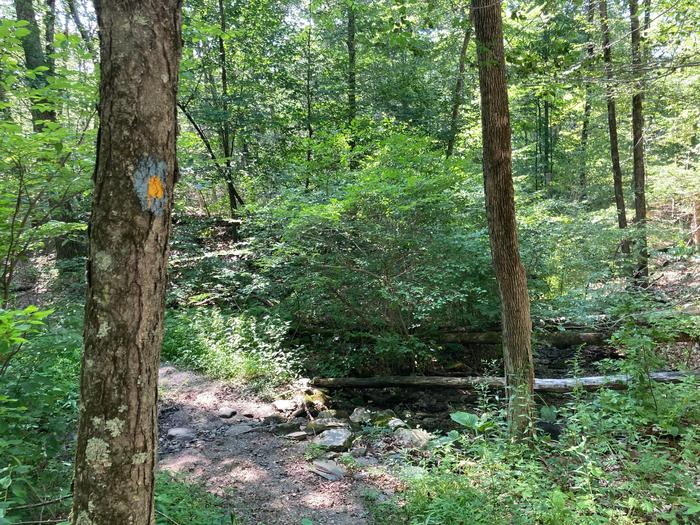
629, 0, 649, 278
471, 0, 534, 439
446, 18, 472, 157
346, 3, 357, 167
70, 0, 182, 523
13, 0, 56, 130
579, 0, 595, 198
600, 0, 630, 254
543, 99, 551, 189
66, 0, 95, 57
305, 23, 313, 189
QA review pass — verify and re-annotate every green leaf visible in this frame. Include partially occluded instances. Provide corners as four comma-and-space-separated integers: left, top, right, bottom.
450, 412, 479, 429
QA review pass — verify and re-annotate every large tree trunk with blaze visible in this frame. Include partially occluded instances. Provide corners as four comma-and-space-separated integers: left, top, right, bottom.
600, 0, 630, 253
70, 0, 182, 523
629, 0, 649, 278
471, 0, 534, 438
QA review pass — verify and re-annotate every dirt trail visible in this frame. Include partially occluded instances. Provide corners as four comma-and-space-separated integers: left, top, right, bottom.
157, 366, 373, 525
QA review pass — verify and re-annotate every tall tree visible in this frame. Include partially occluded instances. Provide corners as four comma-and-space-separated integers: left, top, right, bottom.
346, 1, 357, 166
70, 0, 182, 522
471, 0, 534, 438
600, 0, 629, 253
629, 0, 649, 277
446, 12, 472, 158
578, 0, 595, 197
13, 0, 56, 130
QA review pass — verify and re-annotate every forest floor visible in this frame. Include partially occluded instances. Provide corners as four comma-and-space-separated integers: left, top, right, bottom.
157, 365, 401, 525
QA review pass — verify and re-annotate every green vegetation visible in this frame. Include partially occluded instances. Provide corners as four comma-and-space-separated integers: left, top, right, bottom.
1, 0, 699, 522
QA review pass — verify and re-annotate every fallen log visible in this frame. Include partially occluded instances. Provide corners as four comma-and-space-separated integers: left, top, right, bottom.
441, 330, 697, 346
311, 371, 699, 393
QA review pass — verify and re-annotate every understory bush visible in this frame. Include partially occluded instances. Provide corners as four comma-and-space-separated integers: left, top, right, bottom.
383, 363, 700, 525
162, 307, 299, 391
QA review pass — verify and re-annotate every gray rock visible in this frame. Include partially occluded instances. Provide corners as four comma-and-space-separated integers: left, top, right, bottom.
350, 407, 372, 425
395, 428, 432, 449
312, 428, 353, 451
371, 409, 397, 426
263, 414, 286, 425
355, 456, 379, 467
310, 459, 346, 481
167, 427, 195, 441
317, 409, 349, 419
387, 417, 408, 429
285, 431, 308, 441
272, 399, 297, 412
351, 446, 367, 457
217, 407, 237, 418
226, 424, 254, 437
306, 417, 350, 433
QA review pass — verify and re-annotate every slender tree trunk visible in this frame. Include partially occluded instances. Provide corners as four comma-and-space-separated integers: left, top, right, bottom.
543, 99, 551, 189
346, 3, 357, 167
446, 18, 472, 157
66, 0, 95, 57
579, 0, 595, 198
217, 0, 241, 235
70, 0, 182, 523
629, 0, 649, 278
305, 24, 313, 189
600, 0, 630, 253
536, 99, 541, 191
13, 0, 56, 130
44, 0, 56, 74
471, 0, 534, 439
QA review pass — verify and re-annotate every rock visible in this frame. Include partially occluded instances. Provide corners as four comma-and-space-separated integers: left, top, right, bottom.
350, 407, 372, 425
217, 407, 237, 418
263, 414, 286, 425
242, 412, 255, 418
309, 459, 346, 481
306, 417, 350, 433
395, 428, 432, 449
351, 446, 367, 457
371, 409, 397, 426
272, 399, 297, 412
285, 431, 308, 441
355, 456, 379, 467
226, 424, 254, 437
317, 409, 349, 419
273, 419, 305, 434
536, 421, 563, 440
167, 427, 195, 441
387, 418, 408, 430
312, 428, 353, 451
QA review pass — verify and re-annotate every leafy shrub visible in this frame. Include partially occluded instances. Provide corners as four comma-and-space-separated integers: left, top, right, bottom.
155, 473, 230, 525
162, 307, 299, 391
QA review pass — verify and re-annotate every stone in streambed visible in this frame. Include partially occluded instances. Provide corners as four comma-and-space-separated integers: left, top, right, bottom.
306, 417, 350, 433
217, 407, 237, 418
167, 427, 196, 441
312, 428, 353, 451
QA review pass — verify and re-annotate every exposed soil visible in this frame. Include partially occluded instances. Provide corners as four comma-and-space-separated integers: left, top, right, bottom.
158, 366, 391, 525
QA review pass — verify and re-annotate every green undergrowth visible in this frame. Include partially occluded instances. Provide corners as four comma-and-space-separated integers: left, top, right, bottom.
371, 366, 700, 525
155, 473, 232, 525
162, 306, 300, 394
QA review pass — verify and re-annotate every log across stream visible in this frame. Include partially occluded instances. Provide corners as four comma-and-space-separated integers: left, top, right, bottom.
311, 371, 699, 393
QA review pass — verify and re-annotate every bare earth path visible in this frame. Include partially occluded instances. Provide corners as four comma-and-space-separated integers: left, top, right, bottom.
157, 365, 373, 525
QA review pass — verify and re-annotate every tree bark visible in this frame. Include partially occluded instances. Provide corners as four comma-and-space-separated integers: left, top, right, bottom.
600, 0, 630, 253
471, 0, 534, 438
70, 1, 182, 523
578, 0, 595, 198
13, 0, 57, 130
311, 371, 699, 392
543, 99, 551, 189
446, 18, 472, 157
66, 0, 96, 57
305, 23, 313, 189
629, 0, 649, 278
346, 2, 357, 167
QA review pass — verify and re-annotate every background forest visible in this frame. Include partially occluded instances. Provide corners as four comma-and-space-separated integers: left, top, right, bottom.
1, 0, 700, 523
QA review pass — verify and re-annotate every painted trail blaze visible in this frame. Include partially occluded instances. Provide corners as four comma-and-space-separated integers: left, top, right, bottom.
134, 155, 167, 215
